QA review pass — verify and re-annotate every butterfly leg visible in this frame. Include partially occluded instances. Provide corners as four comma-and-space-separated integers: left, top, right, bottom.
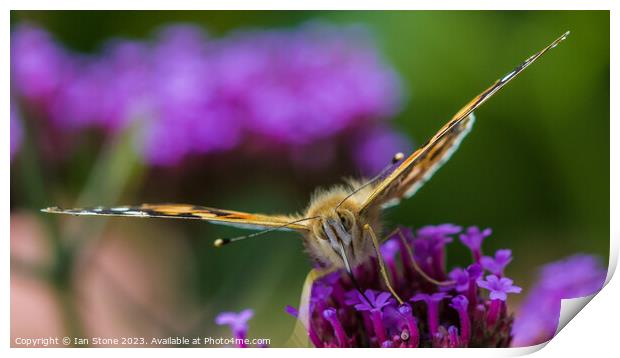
381, 227, 402, 243
363, 224, 405, 305
396, 229, 455, 286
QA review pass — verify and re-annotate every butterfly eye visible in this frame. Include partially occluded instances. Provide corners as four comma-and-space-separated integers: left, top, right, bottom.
338, 211, 353, 231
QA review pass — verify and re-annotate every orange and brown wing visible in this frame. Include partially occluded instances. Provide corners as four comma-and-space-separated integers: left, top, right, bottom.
42, 204, 309, 232
359, 31, 570, 214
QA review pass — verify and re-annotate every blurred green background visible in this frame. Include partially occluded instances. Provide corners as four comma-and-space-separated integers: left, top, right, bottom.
10, 10, 609, 346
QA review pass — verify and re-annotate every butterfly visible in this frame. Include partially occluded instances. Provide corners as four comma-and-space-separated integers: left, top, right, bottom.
43, 32, 569, 310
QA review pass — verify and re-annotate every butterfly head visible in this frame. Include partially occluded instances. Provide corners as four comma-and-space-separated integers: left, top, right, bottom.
306, 207, 365, 271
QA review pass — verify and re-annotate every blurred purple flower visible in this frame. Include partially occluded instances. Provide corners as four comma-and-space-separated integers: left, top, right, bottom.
216, 23, 402, 144
353, 126, 411, 176
215, 308, 254, 347
11, 23, 70, 104
95, 40, 152, 130
11, 22, 405, 168
142, 25, 242, 165
11, 102, 23, 159
511, 255, 606, 347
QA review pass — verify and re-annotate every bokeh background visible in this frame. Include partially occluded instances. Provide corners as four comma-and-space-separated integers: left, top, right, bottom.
10, 10, 609, 347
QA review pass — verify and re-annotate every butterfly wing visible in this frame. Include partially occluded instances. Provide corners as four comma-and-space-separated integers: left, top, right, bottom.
285, 267, 337, 347
359, 31, 570, 214
42, 204, 309, 232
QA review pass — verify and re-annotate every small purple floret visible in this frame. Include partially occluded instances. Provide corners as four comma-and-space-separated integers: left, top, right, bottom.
398, 304, 420, 348
351, 289, 394, 313
417, 224, 461, 248
459, 226, 492, 262
480, 249, 513, 276
448, 268, 470, 292
449, 295, 471, 346
477, 275, 522, 301
323, 307, 349, 347
411, 292, 450, 336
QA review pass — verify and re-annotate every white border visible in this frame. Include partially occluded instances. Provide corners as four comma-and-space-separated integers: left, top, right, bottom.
2, 1, 617, 11
4, 1, 617, 358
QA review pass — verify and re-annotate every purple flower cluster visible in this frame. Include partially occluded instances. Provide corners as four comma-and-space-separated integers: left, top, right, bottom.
287, 224, 522, 347
214, 234, 606, 348
511, 255, 606, 346
11, 22, 404, 170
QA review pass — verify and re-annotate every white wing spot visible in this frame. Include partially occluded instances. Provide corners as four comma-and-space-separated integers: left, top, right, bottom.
501, 70, 516, 83
124, 211, 147, 216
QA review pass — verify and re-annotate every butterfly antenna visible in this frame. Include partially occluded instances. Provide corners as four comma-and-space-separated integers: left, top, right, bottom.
213, 216, 320, 247
335, 152, 405, 211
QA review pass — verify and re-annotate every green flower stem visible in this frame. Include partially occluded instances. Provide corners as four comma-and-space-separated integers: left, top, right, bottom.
67, 124, 144, 253
17, 114, 145, 345
17, 116, 85, 342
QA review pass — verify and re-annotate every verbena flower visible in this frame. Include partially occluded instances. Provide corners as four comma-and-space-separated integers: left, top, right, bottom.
11, 22, 404, 169
215, 308, 256, 348
511, 255, 606, 347
286, 224, 520, 347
